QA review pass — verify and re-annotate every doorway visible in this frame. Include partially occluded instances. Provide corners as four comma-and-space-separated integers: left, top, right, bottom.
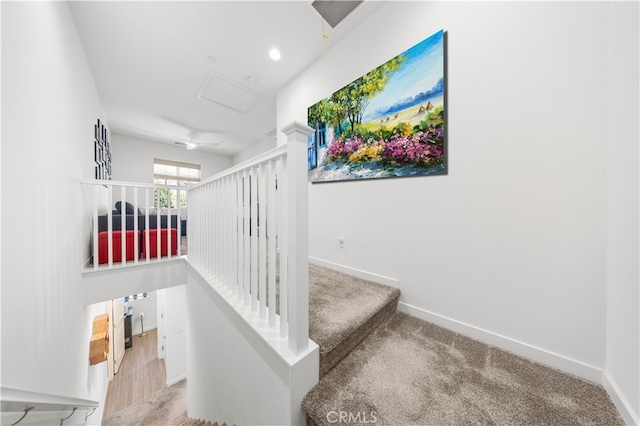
102, 292, 167, 419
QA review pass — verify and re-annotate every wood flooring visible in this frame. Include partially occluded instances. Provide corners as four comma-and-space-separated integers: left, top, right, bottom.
102, 328, 167, 420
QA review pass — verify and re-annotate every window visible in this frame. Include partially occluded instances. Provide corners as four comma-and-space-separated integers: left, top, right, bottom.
153, 159, 201, 208
154, 158, 201, 183
123, 292, 148, 302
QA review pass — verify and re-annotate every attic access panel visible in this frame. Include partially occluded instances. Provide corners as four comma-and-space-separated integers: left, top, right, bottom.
310, 1, 363, 29
197, 71, 264, 114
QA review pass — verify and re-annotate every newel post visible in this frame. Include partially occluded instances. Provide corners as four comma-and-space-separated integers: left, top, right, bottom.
281, 121, 314, 355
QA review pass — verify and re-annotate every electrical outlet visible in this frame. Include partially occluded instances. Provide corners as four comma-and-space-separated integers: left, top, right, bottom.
338, 236, 345, 248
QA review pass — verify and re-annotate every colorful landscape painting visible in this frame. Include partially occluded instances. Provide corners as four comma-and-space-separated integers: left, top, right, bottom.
307, 29, 445, 182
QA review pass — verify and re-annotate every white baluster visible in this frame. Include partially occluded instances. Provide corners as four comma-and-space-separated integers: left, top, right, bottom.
278, 156, 288, 337
93, 186, 99, 270
177, 188, 182, 257
232, 173, 242, 297
250, 167, 258, 311
216, 179, 222, 280
145, 188, 150, 263
212, 181, 216, 275
167, 188, 172, 260
259, 164, 267, 318
243, 171, 250, 305
121, 186, 126, 265
134, 188, 139, 263
107, 185, 113, 267
268, 160, 277, 326
207, 182, 213, 275
156, 188, 161, 262
225, 176, 232, 290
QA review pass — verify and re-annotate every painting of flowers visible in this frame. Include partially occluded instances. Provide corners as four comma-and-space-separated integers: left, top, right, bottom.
308, 29, 445, 182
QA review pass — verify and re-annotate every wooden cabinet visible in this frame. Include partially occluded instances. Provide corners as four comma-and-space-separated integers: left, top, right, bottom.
89, 313, 109, 365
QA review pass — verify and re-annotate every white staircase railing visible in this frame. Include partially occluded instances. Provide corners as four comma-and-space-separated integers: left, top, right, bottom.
80, 180, 187, 272
187, 121, 314, 355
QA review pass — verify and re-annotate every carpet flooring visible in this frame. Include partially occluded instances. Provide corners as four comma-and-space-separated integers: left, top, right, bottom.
100, 264, 624, 425
102, 379, 187, 426
308, 264, 400, 377
303, 312, 624, 425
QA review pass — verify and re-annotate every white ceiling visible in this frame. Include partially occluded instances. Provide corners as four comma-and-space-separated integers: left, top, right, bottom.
69, 1, 386, 156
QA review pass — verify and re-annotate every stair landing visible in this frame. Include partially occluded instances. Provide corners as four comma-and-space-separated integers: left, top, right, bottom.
304, 312, 625, 426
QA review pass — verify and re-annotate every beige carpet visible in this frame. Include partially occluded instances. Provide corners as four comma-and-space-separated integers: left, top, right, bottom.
102, 379, 187, 426
309, 264, 401, 377
176, 418, 223, 426
304, 313, 624, 425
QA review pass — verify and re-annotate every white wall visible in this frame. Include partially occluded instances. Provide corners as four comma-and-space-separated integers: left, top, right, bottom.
124, 291, 158, 335
604, 2, 640, 425
1, 2, 109, 424
111, 133, 232, 183
232, 138, 277, 166
162, 285, 187, 386
278, 0, 636, 399
157, 288, 167, 360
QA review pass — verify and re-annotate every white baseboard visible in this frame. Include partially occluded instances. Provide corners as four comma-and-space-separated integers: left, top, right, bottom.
397, 301, 603, 385
603, 371, 639, 426
309, 257, 399, 288
308, 257, 633, 423
167, 373, 186, 387
132, 326, 158, 336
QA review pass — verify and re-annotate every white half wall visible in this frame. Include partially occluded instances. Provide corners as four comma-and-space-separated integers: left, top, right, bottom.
81, 259, 186, 305
186, 265, 319, 426
278, 0, 629, 388
1, 2, 109, 422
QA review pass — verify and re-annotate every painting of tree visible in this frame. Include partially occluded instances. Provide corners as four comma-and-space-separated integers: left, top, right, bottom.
308, 29, 445, 182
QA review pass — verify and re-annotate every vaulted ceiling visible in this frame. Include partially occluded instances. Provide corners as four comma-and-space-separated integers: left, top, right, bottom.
69, 1, 386, 156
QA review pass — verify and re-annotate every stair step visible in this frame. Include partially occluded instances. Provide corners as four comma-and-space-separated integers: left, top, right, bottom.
177, 418, 226, 426
309, 265, 400, 378
175, 419, 199, 426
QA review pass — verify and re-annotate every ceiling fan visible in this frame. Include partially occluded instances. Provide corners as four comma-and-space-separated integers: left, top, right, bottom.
172, 131, 223, 150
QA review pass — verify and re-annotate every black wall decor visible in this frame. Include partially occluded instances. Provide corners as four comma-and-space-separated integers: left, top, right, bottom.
94, 118, 111, 180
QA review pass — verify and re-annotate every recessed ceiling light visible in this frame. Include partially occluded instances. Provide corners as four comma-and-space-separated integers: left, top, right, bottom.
269, 49, 281, 61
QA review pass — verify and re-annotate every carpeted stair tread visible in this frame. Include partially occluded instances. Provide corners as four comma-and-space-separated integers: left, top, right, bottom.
175, 420, 200, 426
309, 265, 400, 377
303, 312, 625, 426
176, 419, 223, 426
